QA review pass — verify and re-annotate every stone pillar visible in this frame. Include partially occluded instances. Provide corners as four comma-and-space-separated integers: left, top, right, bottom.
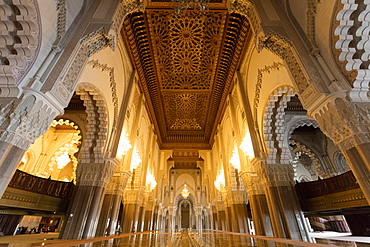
142, 194, 154, 231
96, 171, 131, 236
0, 141, 26, 196
167, 205, 177, 233
60, 161, 116, 239
308, 94, 370, 204
240, 171, 273, 236
221, 192, 232, 232
227, 190, 249, 233
212, 204, 218, 230
260, 164, 310, 241
195, 207, 202, 231
216, 201, 226, 231
0, 96, 61, 197
121, 189, 144, 233
151, 205, 159, 230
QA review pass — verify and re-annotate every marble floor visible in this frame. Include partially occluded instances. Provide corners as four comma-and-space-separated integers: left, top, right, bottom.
0, 231, 369, 247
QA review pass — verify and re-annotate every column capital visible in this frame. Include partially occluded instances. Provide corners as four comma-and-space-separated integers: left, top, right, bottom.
310, 97, 370, 151
77, 161, 116, 187
105, 171, 132, 194
258, 164, 294, 187
124, 188, 145, 205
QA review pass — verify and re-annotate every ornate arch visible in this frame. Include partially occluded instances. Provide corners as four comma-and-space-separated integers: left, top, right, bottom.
0, 0, 41, 97
290, 139, 326, 179
263, 86, 295, 164
334, 0, 370, 101
287, 118, 319, 140
228, 0, 328, 106
75, 82, 109, 164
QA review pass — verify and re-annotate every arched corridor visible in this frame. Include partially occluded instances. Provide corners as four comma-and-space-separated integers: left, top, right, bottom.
0, 0, 369, 246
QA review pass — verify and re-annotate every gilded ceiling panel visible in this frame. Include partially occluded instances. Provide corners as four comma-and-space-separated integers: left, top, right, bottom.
122, 9, 250, 149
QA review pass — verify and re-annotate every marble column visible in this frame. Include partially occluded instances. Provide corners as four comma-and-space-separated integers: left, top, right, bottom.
240, 172, 273, 236
342, 145, 370, 204
60, 161, 116, 239
261, 164, 310, 241
96, 194, 118, 236
311, 100, 370, 204
121, 203, 139, 233
0, 141, 26, 196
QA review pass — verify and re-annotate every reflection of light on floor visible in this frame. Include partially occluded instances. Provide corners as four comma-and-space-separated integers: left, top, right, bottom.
310, 231, 370, 246
1, 231, 369, 246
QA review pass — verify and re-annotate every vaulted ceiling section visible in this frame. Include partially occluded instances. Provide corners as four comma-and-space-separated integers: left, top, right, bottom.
122, 4, 251, 150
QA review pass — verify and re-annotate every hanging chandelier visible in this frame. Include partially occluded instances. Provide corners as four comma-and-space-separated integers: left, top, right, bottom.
172, 0, 210, 14
181, 183, 190, 199
56, 152, 70, 170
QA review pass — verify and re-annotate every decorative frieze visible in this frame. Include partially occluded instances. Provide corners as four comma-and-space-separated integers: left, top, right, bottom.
253, 62, 284, 126
0, 187, 66, 212
56, 0, 66, 38
306, 0, 320, 43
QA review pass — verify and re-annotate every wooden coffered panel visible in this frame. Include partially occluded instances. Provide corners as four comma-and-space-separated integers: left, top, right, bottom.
122, 8, 250, 149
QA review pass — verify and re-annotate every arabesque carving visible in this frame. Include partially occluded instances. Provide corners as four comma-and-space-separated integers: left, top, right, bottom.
0, 0, 40, 96
263, 86, 295, 165
313, 99, 370, 151
334, 0, 370, 101
76, 83, 108, 164
0, 95, 59, 150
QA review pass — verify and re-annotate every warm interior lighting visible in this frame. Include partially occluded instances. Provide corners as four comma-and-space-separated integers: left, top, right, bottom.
229, 150, 241, 170
56, 152, 70, 170
214, 169, 225, 192
146, 172, 157, 191
240, 133, 254, 158
131, 149, 142, 170
181, 183, 190, 199
117, 132, 132, 157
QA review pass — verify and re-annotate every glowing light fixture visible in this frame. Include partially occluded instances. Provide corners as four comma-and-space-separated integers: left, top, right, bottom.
229, 150, 241, 170
56, 152, 70, 170
131, 149, 141, 170
146, 172, 157, 191
117, 133, 132, 157
214, 169, 225, 192
181, 183, 190, 199
240, 133, 254, 158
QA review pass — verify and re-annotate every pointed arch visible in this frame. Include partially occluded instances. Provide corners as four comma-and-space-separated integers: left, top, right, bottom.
75, 82, 109, 164
263, 86, 295, 164
0, 0, 41, 96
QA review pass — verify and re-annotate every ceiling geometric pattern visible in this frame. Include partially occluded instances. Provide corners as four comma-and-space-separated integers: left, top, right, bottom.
122, 8, 250, 149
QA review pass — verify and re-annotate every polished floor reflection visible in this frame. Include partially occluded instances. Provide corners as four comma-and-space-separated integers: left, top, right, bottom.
72, 231, 296, 247
0, 231, 369, 247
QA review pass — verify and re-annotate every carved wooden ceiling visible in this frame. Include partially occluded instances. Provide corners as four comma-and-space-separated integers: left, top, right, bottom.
122, 2, 250, 149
